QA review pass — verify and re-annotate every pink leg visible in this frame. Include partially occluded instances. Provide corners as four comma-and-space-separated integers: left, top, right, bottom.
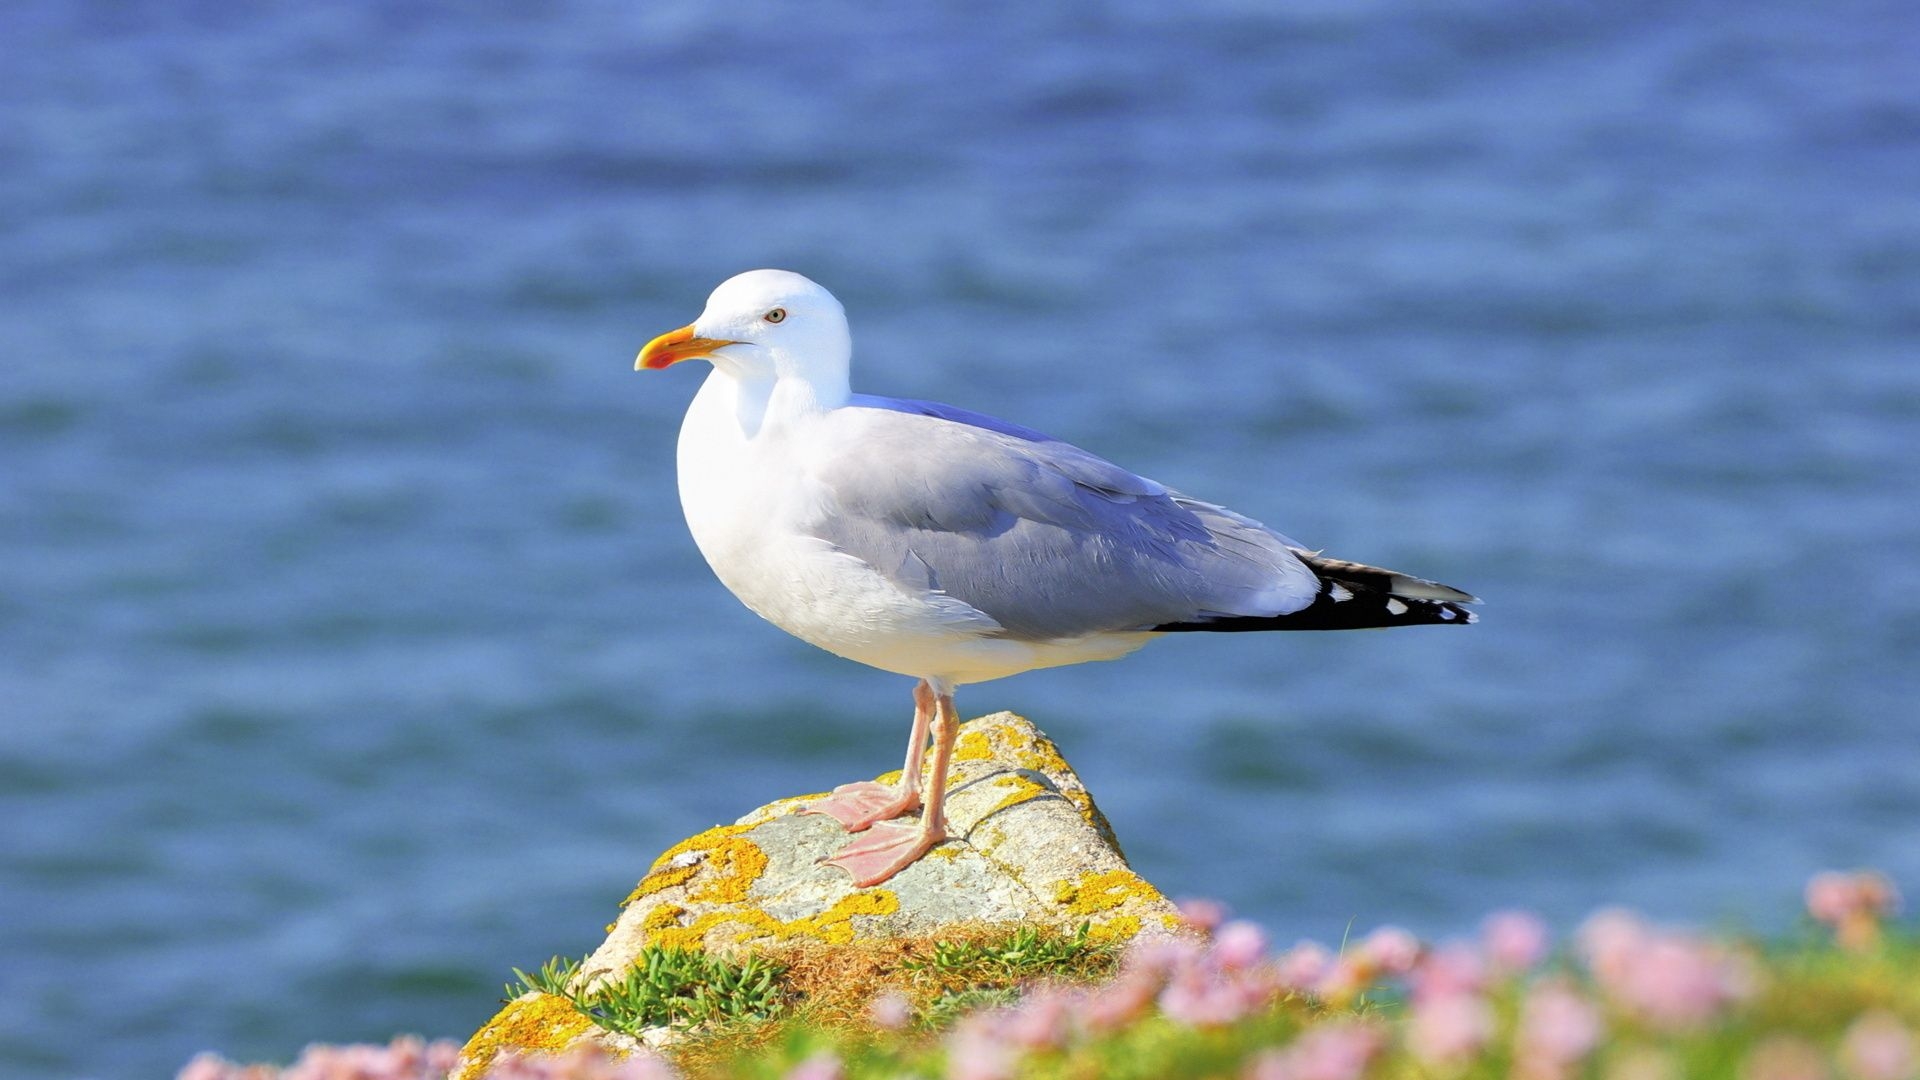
826, 687, 958, 887
802, 680, 934, 832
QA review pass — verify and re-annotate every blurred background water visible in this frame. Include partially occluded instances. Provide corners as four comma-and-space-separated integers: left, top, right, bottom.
3, 1, 1918, 1075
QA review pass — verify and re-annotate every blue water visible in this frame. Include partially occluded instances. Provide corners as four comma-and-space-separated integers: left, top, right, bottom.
5, 2, 1919, 1076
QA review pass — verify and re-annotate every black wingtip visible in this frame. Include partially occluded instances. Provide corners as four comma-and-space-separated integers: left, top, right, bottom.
1152, 590, 1477, 633
1152, 552, 1480, 633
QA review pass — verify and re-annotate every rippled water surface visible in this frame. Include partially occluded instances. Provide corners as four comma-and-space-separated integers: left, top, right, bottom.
4, 2, 1919, 1076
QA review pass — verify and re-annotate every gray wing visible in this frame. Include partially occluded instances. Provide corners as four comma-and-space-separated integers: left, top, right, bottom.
803, 399, 1321, 641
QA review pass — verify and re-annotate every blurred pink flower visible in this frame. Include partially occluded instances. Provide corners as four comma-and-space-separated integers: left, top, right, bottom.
1515, 979, 1603, 1080
869, 990, 912, 1032
945, 1017, 1017, 1080
1633, 937, 1731, 1027
1212, 921, 1271, 971
1483, 909, 1551, 974
1840, 1011, 1916, 1080
1578, 910, 1752, 1031
1577, 908, 1650, 987
1359, 925, 1422, 977
1311, 954, 1369, 1002
1178, 897, 1230, 933
1002, 987, 1076, 1050
1807, 871, 1903, 952
1407, 989, 1494, 1065
179, 1036, 476, 1080
1411, 942, 1487, 1003
483, 1047, 681, 1079
1124, 935, 1206, 979
1079, 968, 1160, 1032
1245, 1021, 1386, 1080
1273, 941, 1333, 994
1807, 871, 1901, 923
780, 1052, 843, 1080
1161, 966, 1255, 1027
1740, 1036, 1831, 1080
176, 1056, 237, 1080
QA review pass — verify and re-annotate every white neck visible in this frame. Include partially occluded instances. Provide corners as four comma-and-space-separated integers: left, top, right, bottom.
705, 367, 847, 440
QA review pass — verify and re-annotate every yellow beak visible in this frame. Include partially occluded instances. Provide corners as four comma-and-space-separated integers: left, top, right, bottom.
635, 324, 738, 371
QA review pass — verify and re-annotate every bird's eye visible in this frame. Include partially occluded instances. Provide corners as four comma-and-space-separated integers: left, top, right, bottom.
764, 308, 786, 324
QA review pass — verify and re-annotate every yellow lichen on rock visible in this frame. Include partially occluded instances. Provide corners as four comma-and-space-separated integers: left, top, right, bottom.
952, 718, 1115, 840
1053, 868, 1159, 917
1088, 914, 1143, 942
642, 903, 688, 936
953, 728, 994, 762
644, 889, 901, 951
793, 890, 900, 943
624, 824, 768, 906
984, 772, 1051, 818
454, 993, 595, 1080
1009, 726, 1114, 837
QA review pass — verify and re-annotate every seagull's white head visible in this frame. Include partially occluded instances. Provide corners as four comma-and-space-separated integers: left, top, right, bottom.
636, 269, 851, 400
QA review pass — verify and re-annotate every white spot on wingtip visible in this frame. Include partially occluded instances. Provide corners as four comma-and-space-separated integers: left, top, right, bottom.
1385, 598, 1409, 616
1438, 607, 1457, 620
1328, 583, 1353, 602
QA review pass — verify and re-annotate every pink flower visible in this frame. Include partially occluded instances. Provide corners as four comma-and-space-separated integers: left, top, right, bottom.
1410, 942, 1486, 1003
1808, 871, 1901, 923
1079, 969, 1160, 1031
483, 1046, 681, 1079
1840, 1011, 1916, 1080
1124, 935, 1206, 979
180, 1036, 484, 1080
175, 1056, 235, 1080
1312, 954, 1370, 1002
1574, 899, 1758, 1022
1359, 926, 1422, 977
1178, 897, 1230, 932
1407, 989, 1495, 1065
780, 1052, 843, 1080
1740, 1036, 1830, 1080
1003, 987, 1076, 1050
945, 1018, 1017, 1080
1578, 908, 1650, 987
869, 991, 912, 1032
1808, 871, 1903, 952
1212, 921, 1270, 971
1160, 966, 1254, 1027
1273, 941, 1333, 993
1578, 913, 1753, 1031
1245, 1021, 1387, 1080
1515, 979, 1603, 1080
1483, 910, 1551, 974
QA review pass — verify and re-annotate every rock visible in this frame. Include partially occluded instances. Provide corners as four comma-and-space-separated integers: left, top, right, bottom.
455, 712, 1183, 1076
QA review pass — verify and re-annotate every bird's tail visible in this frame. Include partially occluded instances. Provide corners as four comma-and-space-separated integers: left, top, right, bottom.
1153, 550, 1479, 632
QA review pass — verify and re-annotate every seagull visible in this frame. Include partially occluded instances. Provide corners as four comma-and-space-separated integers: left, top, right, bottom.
636, 269, 1478, 887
